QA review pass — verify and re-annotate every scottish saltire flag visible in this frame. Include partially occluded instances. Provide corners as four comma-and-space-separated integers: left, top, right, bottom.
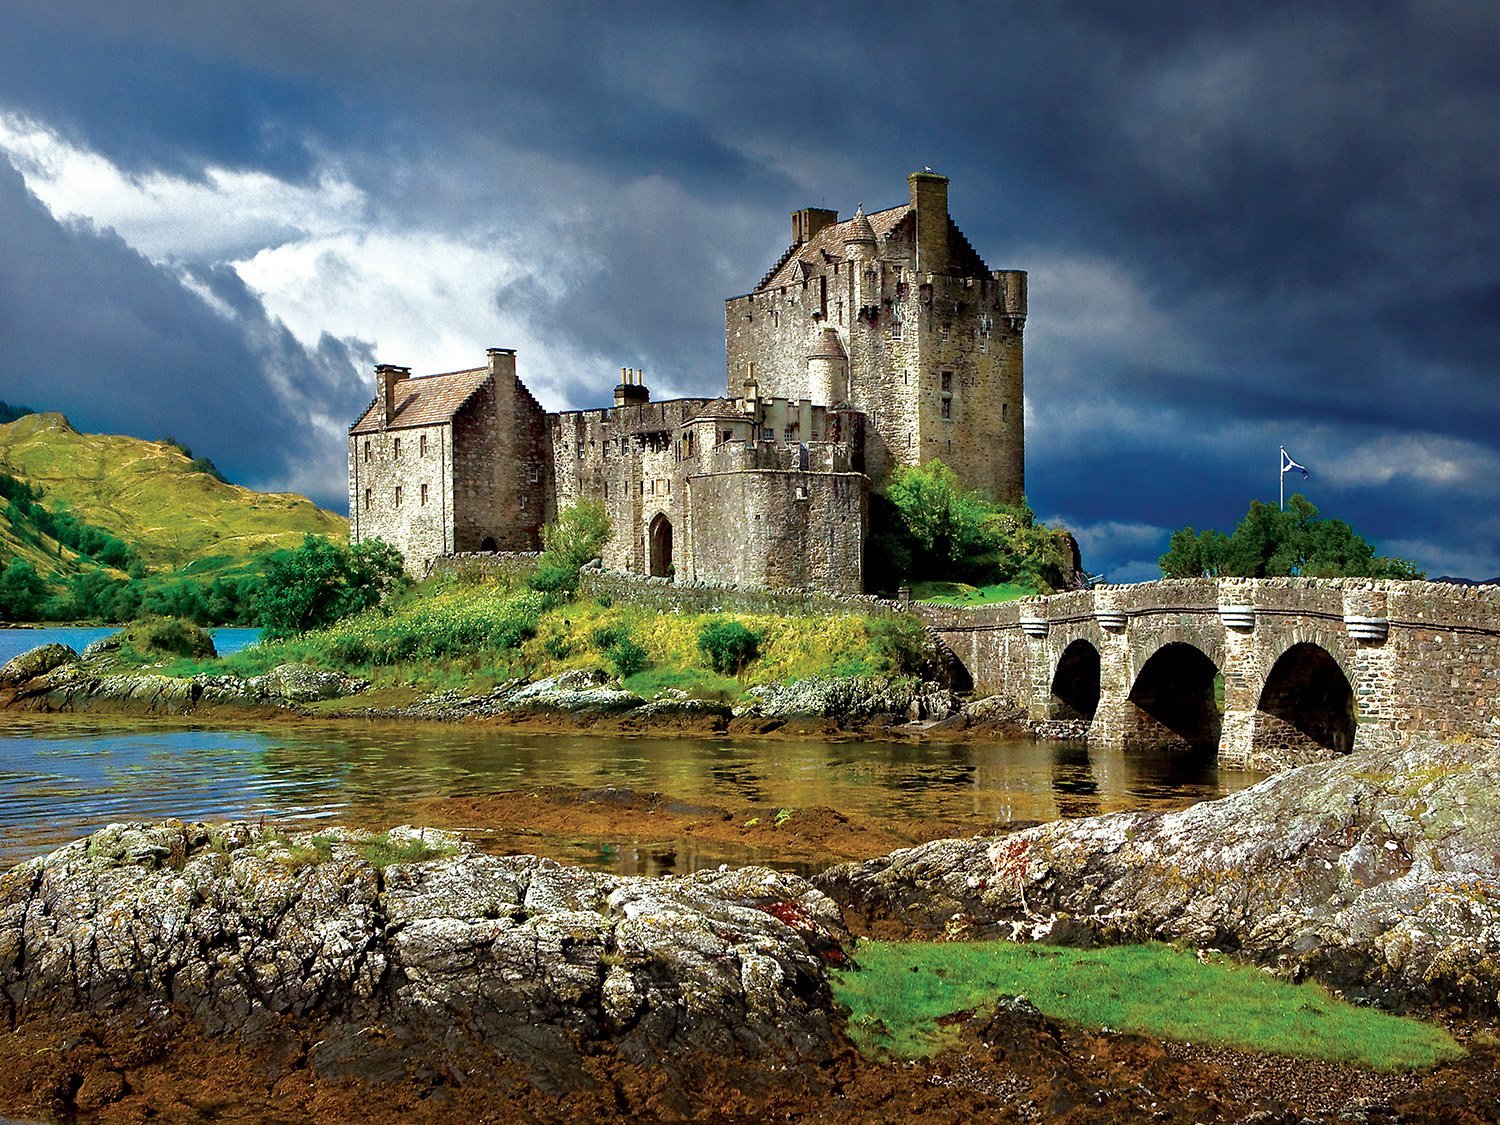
1281, 447, 1310, 478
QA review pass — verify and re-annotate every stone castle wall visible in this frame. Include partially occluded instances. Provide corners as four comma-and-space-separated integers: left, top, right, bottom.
348, 420, 454, 576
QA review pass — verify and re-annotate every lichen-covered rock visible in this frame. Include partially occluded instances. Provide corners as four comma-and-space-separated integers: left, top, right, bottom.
500, 669, 644, 714
0, 643, 78, 688
734, 675, 957, 721
819, 738, 1500, 1015
0, 821, 848, 1085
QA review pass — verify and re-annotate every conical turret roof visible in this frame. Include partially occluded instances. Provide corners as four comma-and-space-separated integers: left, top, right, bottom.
844, 205, 876, 244
807, 326, 848, 361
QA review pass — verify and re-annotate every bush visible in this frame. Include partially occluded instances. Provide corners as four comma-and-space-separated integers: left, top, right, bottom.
867, 614, 933, 677
697, 619, 761, 677
255, 536, 406, 637
591, 623, 651, 679
528, 500, 612, 599
120, 616, 217, 661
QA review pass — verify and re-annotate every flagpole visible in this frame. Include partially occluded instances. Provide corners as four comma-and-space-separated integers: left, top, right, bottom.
1279, 445, 1285, 511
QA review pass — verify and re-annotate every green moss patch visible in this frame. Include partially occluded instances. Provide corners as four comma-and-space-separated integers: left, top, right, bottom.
832, 940, 1463, 1071
913, 581, 1036, 605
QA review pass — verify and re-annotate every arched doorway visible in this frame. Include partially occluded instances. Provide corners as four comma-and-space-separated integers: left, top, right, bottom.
648, 514, 673, 578
480, 536, 498, 553
1050, 639, 1101, 721
1254, 643, 1354, 763
1124, 642, 1221, 754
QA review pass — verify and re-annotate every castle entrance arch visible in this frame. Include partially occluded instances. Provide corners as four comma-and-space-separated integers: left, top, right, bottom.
648, 513, 673, 579
480, 536, 498, 553
1122, 642, 1221, 754
1050, 639, 1101, 721
1252, 643, 1355, 764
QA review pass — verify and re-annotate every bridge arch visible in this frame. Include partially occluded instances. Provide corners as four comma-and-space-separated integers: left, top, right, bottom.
1049, 639, 1101, 721
1122, 641, 1221, 754
1252, 641, 1355, 765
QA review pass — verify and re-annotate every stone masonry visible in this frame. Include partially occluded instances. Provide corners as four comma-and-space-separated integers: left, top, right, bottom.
348, 171, 1023, 593
915, 578, 1500, 772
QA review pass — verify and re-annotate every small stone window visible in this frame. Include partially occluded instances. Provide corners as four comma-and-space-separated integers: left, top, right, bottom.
941, 396, 952, 420
762, 427, 774, 441
363, 488, 371, 509
393, 437, 401, 458
394, 486, 403, 506
891, 318, 903, 341
520, 494, 528, 510
420, 434, 428, 457
784, 426, 795, 442
529, 464, 540, 483
941, 371, 953, 392
941, 323, 951, 341
420, 483, 428, 506
363, 440, 371, 463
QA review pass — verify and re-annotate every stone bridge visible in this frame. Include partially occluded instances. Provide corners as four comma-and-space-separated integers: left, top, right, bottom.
914, 578, 1500, 772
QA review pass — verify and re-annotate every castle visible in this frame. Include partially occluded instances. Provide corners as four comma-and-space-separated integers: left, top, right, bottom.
348, 171, 1026, 594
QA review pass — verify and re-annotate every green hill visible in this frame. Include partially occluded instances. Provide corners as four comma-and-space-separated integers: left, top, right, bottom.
0, 413, 346, 568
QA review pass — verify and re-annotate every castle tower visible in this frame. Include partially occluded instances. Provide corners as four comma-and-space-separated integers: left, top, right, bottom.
807, 327, 849, 406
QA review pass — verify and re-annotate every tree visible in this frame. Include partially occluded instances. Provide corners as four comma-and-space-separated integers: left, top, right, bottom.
870, 459, 1076, 592
0, 557, 47, 622
1159, 495, 1422, 579
530, 500, 612, 596
254, 536, 406, 637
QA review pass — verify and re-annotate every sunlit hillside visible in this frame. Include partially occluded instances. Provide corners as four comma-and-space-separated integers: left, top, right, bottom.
0, 413, 346, 569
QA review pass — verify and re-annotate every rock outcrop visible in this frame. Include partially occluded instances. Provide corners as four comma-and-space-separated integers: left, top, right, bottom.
734, 675, 958, 722
0, 822, 848, 1089
820, 738, 1500, 1015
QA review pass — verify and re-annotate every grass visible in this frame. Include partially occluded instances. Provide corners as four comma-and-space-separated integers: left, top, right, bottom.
913, 580, 1037, 605
832, 940, 1464, 1071
622, 666, 743, 702
359, 830, 457, 869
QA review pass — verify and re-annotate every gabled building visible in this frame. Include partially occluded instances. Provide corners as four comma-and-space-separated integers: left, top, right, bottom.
348, 171, 1024, 594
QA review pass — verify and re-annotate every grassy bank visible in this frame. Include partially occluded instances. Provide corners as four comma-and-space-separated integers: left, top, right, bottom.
146, 568, 933, 701
832, 940, 1463, 1071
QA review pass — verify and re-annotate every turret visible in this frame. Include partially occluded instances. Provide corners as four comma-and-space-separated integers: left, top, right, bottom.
844, 205, 877, 262
909, 170, 949, 275
807, 327, 849, 406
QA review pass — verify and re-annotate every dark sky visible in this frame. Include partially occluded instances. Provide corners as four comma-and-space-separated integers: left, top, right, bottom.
0, 1, 1495, 579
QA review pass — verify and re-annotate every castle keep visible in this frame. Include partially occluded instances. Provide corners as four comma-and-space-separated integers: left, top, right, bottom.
349, 172, 1025, 593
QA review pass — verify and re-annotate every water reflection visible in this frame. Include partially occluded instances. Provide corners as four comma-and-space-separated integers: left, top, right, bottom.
0, 716, 1262, 874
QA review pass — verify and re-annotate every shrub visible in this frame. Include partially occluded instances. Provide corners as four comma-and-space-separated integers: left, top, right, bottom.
591, 623, 651, 679
120, 616, 217, 661
867, 613, 933, 677
255, 535, 406, 637
697, 619, 761, 677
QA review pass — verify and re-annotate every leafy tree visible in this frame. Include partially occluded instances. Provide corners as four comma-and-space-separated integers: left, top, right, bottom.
529, 500, 612, 597
870, 459, 1076, 592
0, 557, 48, 622
254, 536, 406, 637
1159, 495, 1422, 579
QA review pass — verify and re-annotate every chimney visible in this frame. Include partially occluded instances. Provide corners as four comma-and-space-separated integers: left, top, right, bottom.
375, 364, 411, 425
614, 366, 650, 407
486, 346, 516, 380
908, 170, 950, 275
792, 207, 838, 245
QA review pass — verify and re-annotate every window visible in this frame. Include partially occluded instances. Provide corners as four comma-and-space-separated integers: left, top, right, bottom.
941, 370, 953, 392
941, 323, 951, 341
420, 434, 428, 456
529, 464, 540, 483
941, 396, 952, 420
363, 488, 371, 509
891, 318, 903, 340
420, 483, 428, 506
363, 440, 371, 463
394, 486, 403, 506
393, 437, 401, 458
762, 427, 774, 441
784, 426, 795, 442
520, 494, 528, 510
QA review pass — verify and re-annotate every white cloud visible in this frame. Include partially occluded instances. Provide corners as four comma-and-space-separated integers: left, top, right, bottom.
0, 113, 365, 261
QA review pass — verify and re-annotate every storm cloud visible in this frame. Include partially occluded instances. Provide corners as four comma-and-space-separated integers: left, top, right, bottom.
0, 1, 1495, 577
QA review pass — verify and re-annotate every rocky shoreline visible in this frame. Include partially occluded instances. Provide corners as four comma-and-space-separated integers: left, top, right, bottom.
0, 641, 1043, 740
1, 738, 1497, 1120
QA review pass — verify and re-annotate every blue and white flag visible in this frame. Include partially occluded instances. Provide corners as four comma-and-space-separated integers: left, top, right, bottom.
1281, 447, 1309, 478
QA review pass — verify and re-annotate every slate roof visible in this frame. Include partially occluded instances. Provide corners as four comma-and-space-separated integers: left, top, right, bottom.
349, 367, 491, 434
756, 205, 910, 292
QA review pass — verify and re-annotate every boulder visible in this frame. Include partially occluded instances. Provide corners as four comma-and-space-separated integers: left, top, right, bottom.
819, 737, 1500, 1015
735, 675, 958, 721
0, 643, 79, 689
0, 822, 848, 1086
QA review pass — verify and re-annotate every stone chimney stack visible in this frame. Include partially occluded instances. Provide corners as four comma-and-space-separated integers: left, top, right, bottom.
909, 170, 950, 275
375, 364, 411, 425
614, 366, 650, 407
791, 207, 838, 245
486, 346, 516, 381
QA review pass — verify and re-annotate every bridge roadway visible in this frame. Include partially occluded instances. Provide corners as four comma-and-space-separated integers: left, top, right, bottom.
912, 578, 1500, 772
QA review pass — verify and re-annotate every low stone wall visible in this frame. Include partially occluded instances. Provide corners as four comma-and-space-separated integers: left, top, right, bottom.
577, 566, 906, 617
427, 551, 541, 582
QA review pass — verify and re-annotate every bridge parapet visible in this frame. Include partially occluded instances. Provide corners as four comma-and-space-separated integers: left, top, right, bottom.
914, 579, 1500, 771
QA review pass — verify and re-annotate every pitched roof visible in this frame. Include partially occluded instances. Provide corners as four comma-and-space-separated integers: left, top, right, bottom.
756, 204, 910, 292
349, 367, 490, 434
